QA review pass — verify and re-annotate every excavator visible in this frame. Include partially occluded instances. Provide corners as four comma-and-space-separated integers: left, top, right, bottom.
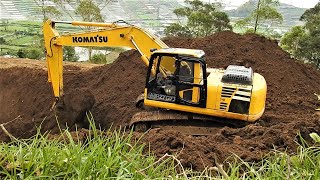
43, 19, 267, 135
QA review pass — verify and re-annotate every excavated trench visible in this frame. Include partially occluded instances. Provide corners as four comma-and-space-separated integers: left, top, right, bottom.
1, 31, 319, 170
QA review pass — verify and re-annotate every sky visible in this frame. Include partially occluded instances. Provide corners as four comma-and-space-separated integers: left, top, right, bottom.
200, 0, 319, 8
278, 0, 319, 8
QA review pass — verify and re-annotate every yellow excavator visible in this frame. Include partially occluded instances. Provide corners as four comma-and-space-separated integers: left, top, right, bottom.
43, 19, 267, 134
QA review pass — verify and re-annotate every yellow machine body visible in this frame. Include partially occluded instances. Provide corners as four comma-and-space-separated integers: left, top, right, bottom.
143, 49, 266, 122
144, 70, 266, 122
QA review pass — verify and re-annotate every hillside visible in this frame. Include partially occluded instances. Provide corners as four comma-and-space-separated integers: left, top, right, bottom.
1, 0, 307, 30
226, 0, 306, 27
0, 0, 182, 32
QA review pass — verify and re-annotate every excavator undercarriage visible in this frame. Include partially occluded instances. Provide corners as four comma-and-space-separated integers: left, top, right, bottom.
131, 95, 249, 135
130, 110, 248, 135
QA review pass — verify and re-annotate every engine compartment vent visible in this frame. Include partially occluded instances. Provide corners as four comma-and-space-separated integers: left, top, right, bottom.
222, 65, 253, 85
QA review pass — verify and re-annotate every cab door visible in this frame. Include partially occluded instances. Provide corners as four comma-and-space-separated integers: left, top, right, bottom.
175, 58, 206, 108
145, 54, 177, 103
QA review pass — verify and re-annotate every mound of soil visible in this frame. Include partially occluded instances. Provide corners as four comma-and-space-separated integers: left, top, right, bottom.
0, 66, 96, 141
1, 31, 319, 170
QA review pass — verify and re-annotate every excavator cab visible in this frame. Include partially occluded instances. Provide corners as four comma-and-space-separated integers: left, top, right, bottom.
144, 48, 207, 108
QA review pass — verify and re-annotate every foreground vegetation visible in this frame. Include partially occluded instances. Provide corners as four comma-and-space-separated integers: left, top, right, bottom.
0, 119, 179, 179
0, 116, 319, 179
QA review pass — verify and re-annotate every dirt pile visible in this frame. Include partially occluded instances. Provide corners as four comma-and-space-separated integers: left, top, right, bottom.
1, 31, 319, 170
63, 50, 147, 128
0, 66, 96, 141
164, 31, 320, 125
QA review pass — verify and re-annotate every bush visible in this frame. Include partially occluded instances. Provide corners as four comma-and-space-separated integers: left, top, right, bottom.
0, 37, 6, 44
91, 53, 106, 64
26, 48, 43, 59
17, 49, 26, 58
63, 46, 79, 62
16, 48, 44, 60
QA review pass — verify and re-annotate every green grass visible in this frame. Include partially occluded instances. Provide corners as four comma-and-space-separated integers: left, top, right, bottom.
0, 45, 23, 55
0, 21, 41, 32
0, 116, 179, 179
9, 36, 37, 45
1, 115, 319, 179
0, 44, 23, 50
227, 143, 320, 179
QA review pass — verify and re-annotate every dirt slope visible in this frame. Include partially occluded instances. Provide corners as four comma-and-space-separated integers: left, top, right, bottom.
1, 31, 319, 170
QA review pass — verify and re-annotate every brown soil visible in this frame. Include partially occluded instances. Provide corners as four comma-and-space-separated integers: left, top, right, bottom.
1, 31, 319, 170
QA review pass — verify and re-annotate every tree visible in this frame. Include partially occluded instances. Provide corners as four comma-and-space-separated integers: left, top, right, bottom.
75, 0, 104, 62
75, 0, 103, 22
212, 12, 233, 32
164, 23, 192, 37
280, 26, 305, 56
236, 0, 283, 33
63, 46, 79, 62
33, 0, 63, 21
300, 2, 320, 32
91, 53, 106, 64
298, 3, 320, 68
165, 0, 232, 37
280, 3, 320, 69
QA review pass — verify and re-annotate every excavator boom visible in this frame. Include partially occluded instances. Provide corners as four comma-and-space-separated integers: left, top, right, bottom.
43, 20, 170, 99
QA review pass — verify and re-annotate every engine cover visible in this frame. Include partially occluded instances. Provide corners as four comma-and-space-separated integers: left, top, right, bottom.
222, 65, 253, 85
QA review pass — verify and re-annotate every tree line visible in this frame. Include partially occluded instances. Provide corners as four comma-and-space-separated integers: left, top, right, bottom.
280, 3, 320, 68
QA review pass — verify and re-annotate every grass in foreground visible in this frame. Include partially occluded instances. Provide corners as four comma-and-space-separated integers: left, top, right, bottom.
0, 121, 178, 179
227, 135, 320, 179
0, 116, 319, 179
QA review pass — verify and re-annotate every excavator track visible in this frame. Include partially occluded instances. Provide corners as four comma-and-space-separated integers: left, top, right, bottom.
130, 110, 249, 135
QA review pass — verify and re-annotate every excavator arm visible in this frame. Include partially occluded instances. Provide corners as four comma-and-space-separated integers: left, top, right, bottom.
43, 19, 171, 100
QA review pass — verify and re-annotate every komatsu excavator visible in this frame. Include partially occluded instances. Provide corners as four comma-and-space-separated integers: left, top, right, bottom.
43, 19, 267, 135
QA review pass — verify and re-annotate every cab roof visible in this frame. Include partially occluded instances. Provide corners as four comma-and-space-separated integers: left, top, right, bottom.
153, 48, 205, 58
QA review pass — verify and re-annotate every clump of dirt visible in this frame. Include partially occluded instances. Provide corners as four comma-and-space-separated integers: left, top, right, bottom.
43, 88, 96, 133
1, 31, 320, 170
